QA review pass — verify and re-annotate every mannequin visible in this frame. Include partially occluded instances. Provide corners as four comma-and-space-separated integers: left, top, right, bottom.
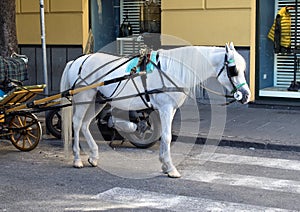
268, 6, 294, 53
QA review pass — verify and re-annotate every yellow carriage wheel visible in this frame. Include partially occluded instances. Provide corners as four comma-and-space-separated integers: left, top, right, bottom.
9, 113, 42, 151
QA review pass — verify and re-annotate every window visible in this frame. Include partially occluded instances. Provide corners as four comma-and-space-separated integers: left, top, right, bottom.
274, 0, 300, 87
118, 0, 161, 55
258, 0, 300, 98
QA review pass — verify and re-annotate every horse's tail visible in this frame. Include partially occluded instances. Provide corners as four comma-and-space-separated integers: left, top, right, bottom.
60, 61, 73, 158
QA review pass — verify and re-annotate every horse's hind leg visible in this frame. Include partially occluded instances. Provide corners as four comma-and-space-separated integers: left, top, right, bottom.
81, 103, 106, 167
72, 104, 90, 168
158, 105, 181, 178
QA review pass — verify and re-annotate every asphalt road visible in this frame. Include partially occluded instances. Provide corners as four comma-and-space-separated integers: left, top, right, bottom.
1, 134, 300, 211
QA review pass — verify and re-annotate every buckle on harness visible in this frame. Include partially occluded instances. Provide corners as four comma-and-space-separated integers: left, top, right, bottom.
130, 46, 151, 74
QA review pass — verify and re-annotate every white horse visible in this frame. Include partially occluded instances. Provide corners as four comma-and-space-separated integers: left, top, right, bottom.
61, 42, 251, 178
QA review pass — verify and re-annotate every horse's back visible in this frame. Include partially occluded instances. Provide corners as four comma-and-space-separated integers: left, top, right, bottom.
65, 53, 123, 85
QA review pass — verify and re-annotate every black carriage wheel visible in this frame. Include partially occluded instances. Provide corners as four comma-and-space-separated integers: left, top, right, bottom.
123, 110, 161, 149
9, 113, 42, 151
46, 108, 62, 139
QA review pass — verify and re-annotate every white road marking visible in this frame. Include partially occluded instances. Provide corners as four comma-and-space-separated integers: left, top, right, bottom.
87, 187, 291, 211
193, 152, 300, 171
182, 170, 300, 194
64, 153, 300, 211
181, 152, 300, 194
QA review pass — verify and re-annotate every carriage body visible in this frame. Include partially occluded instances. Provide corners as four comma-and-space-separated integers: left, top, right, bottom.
0, 84, 46, 151
0, 54, 45, 151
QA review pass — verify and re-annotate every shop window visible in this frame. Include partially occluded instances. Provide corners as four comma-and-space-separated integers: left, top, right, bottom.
258, 0, 300, 98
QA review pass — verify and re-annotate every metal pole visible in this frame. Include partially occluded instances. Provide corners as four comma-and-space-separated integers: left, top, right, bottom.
39, 0, 50, 133
40, 0, 48, 95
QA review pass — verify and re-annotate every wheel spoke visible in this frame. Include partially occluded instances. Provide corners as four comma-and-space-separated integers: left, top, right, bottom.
14, 134, 22, 144
9, 113, 41, 151
11, 121, 20, 128
27, 131, 38, 139
17, 116, 24, 127
25, 135, 33, 147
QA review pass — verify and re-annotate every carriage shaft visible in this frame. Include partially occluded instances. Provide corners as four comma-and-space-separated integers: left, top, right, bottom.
5, 72, 145, 113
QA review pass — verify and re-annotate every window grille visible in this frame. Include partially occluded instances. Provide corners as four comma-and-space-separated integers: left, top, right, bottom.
275, 0, 300, 86
119, 0, 161, 55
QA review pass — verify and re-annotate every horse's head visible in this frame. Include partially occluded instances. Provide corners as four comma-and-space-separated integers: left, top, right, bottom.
217, 42, 251, 104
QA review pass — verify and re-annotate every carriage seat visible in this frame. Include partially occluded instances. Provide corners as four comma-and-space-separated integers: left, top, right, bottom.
0, 84, 46, 107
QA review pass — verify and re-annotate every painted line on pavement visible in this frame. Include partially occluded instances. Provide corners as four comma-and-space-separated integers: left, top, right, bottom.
181, 169, 300, 194
88, 187, 290, 211
193, 152, 300, 171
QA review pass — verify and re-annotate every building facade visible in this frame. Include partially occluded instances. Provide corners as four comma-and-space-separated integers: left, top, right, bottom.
14, 0, 300, 105
16, 0, 89, 93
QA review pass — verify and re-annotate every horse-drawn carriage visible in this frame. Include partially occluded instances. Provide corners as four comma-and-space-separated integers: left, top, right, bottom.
1, 43, 251, 178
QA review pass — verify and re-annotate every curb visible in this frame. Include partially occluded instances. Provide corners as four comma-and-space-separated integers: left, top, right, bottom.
172, 135, 300, 153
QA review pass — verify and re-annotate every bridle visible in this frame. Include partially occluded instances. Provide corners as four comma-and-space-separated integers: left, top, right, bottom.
216, 53, 246, 101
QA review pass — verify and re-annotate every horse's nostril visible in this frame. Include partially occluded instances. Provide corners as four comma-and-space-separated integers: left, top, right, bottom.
242, 93, 250, 104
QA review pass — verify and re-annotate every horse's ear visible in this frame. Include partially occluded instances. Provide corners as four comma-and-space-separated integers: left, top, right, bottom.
225, 43, 229, 53
229, 42, 235, 51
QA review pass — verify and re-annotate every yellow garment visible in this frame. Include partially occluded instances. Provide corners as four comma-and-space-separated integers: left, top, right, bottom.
268, 7, 291, 48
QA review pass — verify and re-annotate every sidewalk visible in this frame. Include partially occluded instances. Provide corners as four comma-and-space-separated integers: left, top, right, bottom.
172, 101, 300, 152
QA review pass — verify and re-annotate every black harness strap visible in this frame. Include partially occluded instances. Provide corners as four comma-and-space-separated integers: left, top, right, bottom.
67, 54, 93, 89
94, 87, 186, 104
130, 51, 188, 108
131, 77, 151, 108
153, 52, 166, 88
71, 54, 139, 91
149, 60, 190, 98
78, 54, 92, 75
89, 55, 138, 85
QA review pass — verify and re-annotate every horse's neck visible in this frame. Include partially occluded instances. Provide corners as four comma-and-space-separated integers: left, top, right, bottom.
209, 49, 226, 75
159, 46, 224, 84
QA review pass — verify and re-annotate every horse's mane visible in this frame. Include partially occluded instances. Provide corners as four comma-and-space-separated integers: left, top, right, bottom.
157, 46, 246, 96
158, 46, 217, 95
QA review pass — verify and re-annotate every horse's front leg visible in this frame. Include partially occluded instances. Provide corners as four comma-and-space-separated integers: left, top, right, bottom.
158, 106, 181, 178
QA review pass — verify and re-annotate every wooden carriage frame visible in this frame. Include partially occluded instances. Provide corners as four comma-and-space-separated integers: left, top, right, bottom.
0, 72, 145, 151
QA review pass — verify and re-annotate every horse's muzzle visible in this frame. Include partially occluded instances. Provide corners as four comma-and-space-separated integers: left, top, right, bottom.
238, 88, 251, 104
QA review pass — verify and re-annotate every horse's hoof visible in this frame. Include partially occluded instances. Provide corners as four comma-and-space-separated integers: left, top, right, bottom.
167, 169, 181, 178
73, 160, 84, 168
88, 158, 98, 167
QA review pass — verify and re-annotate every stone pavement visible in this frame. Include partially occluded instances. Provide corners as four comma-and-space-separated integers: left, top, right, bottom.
172, 101, 300, 152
